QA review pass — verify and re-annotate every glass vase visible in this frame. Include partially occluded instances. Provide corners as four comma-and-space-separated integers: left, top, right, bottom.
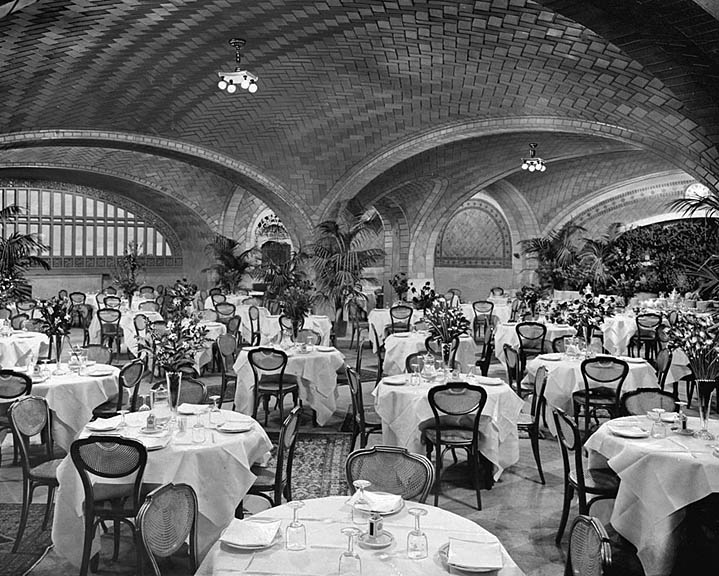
694, 379, 716, 441
165, 371, 183, 414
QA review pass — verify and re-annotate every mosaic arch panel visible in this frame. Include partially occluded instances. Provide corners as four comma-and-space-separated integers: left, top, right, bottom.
434, 199, 512, 269
0, 180, 181, 269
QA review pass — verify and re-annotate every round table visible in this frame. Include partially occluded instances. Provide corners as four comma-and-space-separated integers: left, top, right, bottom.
382, 332, 479, 376
493, 322, 576, 365
367, 308, 425, 351
195, 496, 524, 576
585, 415, 719, 576
52, 409, 272, 567
373, 374, 524, 480
262, 315, 333, 347
0, 330, 49, 368
233, 345, 346, 426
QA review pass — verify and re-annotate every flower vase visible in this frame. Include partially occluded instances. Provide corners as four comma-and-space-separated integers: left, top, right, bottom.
440, 340, 453, 368
694, 379, 716, 440
48, 334, 63, 362
165, 371, 183, 415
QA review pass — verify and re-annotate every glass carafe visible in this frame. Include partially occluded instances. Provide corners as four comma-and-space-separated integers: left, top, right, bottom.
151, 386, 171, 427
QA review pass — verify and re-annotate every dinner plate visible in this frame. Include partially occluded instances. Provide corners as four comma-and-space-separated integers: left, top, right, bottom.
438, 542, 503, 573
608, 425, 649, 438
216, 421, 253, 434
477, 378, 504, 387
89, 370, 114, 377
540, 353, 562, 361
316, 346, 335, 352
86, 418, 120, 432
392, 333, 410, 338
383, 375, 407, 386
139, 426, 167, 435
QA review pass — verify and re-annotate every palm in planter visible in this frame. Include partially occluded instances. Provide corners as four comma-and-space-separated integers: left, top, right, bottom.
279, 282, 315, 337
312, 210, 384, 335
203, 234, 257, 293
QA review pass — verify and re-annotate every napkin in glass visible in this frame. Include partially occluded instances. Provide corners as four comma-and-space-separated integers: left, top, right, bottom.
220, 519, 281, 548
347, 490, 402, 513
448, 536, 503, 571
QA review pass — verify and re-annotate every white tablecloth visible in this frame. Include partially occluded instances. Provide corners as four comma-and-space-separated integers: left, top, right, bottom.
585, 416, 719, 576
461, 301, 512, 326
195, 495, 524, 576
262, 315, 333, 347
33, 365, 120, 450
382, 332, 479, 376
0, 331, 49, 368
368, 308, 424, 351
494, 322, 576, 365
233, 346, 346, 426
373, 375, 524, 480
204, 294, 248, 310
52, 409, 272, 566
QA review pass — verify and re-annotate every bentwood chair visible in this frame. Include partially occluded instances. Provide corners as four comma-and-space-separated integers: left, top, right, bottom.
474, 325, 495, 377
137, 483, 198, 576
97, 308, 123, 356
405, 352, 427, 374
237, 406, 301, 519
509, 299, 524, 322
58, 289, 68, 299
297, 328, 322, 345
134, 313, 149, 340
82, 344, 113, 365
208, 287, 222, 297
226, 315, 241, 341
518, 366, 548, 484
248, 348, 299, 426
553, 408, 619, 545
472, 300, 494, 338
16, 300, 37, 315
504, 344, 533, 398
138, 285, 155, 298
103, 295, 122, 309
345, 446, 434, 503
424, 335, 460, 369
77, 304, 93, 346
564, 515, 612, 576
176, 377, 208, 405
572, 357, 629, 439
215, 302, 236, 325
628, 312, 662, 361
619, 388, 677, 416
421, 382, 489, 508
347, 300, 369, 350
138, 300, 160, 313
388, 304, 413, 335
216, 334, 238, 408
655, 347, 674, 392
199, 309, 218, 323
248, 305, 262, 346
92, 358, 145, 418
211, 293, 227, 307
10, 313, 29, 330
346, 367, 382, 449
9, 396, 63, 552
69, 291, 87, 306
516, 321, 547, 369
552, 336, 567, 353
70, 436, 148, 576
278, 315, 297, 340
103, 286, 118, 295
0, 369, 33, 467
489, 287, 505, 296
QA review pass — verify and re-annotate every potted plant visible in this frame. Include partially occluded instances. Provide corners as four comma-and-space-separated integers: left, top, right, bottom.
280, 281, 315, 337
389, 272, 409, 304
423, 298, 471, 365
410, 281, 437, 311
203, 234, 257, 293
545, 293, 615, 341
113, 241, 144, 307
36, 295, 73, 361
0, 204, 49, 300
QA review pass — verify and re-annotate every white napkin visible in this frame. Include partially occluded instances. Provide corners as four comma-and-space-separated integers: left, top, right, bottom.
475, 376, 505, 386
448, 536, 503, 571
177, 403, 209, 415
220, 519, 281, 548
217, 421, 253, 433
86, 416, 122, 431
347, 491, 402, 513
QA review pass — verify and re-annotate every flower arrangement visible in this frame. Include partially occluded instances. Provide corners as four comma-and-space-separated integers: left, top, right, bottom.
546, 293, 616, 334
666, 311, 719, 380
113, 241, 144, 302
138, 312, 210, 373
164, 278, 197, 320
280, 281, 315, 333
37, 296, 73, 337
517, 284, 544, 314
411, 281, 437, 311
423, 297, 471, 343
389, 272, 409, 301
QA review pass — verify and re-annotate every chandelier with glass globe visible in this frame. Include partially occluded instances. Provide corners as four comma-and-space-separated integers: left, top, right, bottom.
521, 143, 546, 172
217, 38, 258, 94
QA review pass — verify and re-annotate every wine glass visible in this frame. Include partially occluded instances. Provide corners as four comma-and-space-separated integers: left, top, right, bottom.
338, 527, 362, 576
118, 409, 129, 428
208, 395, 225, 428
352, 480, 371, 527
285, 500, 306, 551
406, 508, 428, 560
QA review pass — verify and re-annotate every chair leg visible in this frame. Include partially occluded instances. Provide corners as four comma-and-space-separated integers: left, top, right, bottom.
79, 518, 97, 576
112, 519, 121, 561
529, 427, 545, 484
555, 481, 574, 545
12, 480, 32, 553
42, 485, 55, 530
469, 451, 482, 510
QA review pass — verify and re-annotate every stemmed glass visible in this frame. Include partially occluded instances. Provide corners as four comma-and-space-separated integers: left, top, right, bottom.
409, 360, 420, 386
208, 395, 225, 428
338, 527, 362, 576
285, 500, 306, 551
352, 480, 371, 527
118, 409, 129, 429
406, 508, 428, 560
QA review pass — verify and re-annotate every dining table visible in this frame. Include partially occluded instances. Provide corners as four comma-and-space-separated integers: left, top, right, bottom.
493, 321, 576, 365
232, 345, 346, 426
195, 495, 524, 576
459, 300, 512, 327
51, 408, 273, 567
367, 308, 425, 351
262, 314, 333, 347
0, 330, 49, 368
584, 415, 719, 576
382, 332, 479, 376
373, 373, 524, 481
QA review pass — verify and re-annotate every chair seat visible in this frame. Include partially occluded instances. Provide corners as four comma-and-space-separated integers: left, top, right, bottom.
517, 412, 534, 427
422, 427, 474, 446
93, 482, 136, 503
572, 387, 616, 403
249, 464, 286, 492
29, 459, 62, 482
570, 467, 620, 494
257, 375, 299, 392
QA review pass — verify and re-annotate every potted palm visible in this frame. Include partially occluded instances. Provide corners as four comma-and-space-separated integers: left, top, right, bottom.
203, 234, 257, 293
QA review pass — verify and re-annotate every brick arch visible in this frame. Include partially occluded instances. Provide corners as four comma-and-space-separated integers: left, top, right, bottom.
321, 116, 718, 218
0, 130, 315, 244
373, 197, 411, 286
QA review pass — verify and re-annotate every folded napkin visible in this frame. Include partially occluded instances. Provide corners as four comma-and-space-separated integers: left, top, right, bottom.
448, 536, 503, 571
177, 403, 209, 415
217, 421, 253, 433
220, 519, 281, 548
138, 435, 171, 451
347, 491, 403, 513
86, 416, 122, 431
475, 376, 505, 386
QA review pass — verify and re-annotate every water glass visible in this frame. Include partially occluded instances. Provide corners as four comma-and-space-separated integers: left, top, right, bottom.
176, 416, 188, 436
338, 527, 362, 576
352, 480, 371, 527
285, 500, 306, 551
650, 408, 667, 438
406, 508, 428, 560
192, 421, 206, 443
208, 395, 225, 427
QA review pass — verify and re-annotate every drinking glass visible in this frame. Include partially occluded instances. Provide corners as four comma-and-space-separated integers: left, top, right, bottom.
137, 394, 151, 413
338, 527, 362, 576
285, 500, 306, 551
406, 508, 428, 560
650, 408, 667, 438
118, 409, 129, 429
192, 420, 206, 443
208, 395, 225, 427
352, 480, 371, 527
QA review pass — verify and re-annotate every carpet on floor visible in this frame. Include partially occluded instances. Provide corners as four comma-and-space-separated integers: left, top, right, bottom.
25, 431, 352, 576
0, 504, 52, 576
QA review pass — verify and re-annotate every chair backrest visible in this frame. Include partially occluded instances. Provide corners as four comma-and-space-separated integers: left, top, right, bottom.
97, 307, 121, 325
215, 302, 236, 320
242, 297, 261, 306
345, 445, 434, 503
552, 336, 566, 353
472, 300, 494, 317
138, 285, 155, 297
8, 396, 54, 476
490, 287, 505, 296
137, 483, 198, 576
103, 286, 118, 295
297, 328, 321, 345
134, 313, 148, 336
22, 318, 44, 332
389, 304, 413, 333
16, 300, 36, 312
177, 377, 208, 405
0, 369, 32, 402
83, 344, 113, 365
10, 313, 29, 330
211, 293, 227, 306
635, 313, 662, 338
516, 322, 547, 356
0, 307, 11, 320
564, 515, 612, 576
103, 295, 122, 308
347, 300, 367, 323
655, 347, 673, 389
424, 335, 460, 368
271, 406, 301, 504
119, 358, 146, 411
208, 287, 222, 297
531, 366, 549, 423
138, 300, 160, 312
156, 284, 165, 295
58, 289, 68, 299
619, 388, 677, 416
248, 347, 288, 383
70, 436, 147, 517
69, 291, 86, 305
580, 357, 629, 409
248, 306, 261, 344
405, 352, 426, 373
503, 344, 523, 395
226, 315, 241, 336
553, 408, 588, 508
427, 383, 488, 445
346, 367, 369, 434
76, 304, 93, 328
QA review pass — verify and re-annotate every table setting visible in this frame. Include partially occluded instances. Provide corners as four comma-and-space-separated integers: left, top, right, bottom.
0, 325, 49, 368
195, 495, 524, 575
493, 321, 575, 365
382, 330, 479, 376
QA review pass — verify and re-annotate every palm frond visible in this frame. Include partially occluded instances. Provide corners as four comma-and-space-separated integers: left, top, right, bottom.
668, 193, 719, 217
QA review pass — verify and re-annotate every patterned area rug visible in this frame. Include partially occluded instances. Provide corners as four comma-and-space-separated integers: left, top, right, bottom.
0, 504, 52, 576
26, 431, 352, 576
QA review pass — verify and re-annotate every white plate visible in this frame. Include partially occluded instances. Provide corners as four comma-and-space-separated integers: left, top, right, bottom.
608, 425, 649, 438
393, 333, 410, 338
316, 345, 335, 352
540, 353, 562, 361
624, 357, 646, 364
89, 370, 114, 377
438, 542, 504, 573
477, 378, 504, 387
216, 422, 253, 433
139, 427, 167, 435
383, 375, 407, 386
86, 418, 120, 432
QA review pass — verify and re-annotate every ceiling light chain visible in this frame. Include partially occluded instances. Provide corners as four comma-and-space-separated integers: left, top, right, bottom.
521, 143, 546, 173
217, 38, 258, 94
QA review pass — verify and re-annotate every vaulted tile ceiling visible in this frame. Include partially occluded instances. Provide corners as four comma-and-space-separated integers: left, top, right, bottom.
1, 0, 717, 258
